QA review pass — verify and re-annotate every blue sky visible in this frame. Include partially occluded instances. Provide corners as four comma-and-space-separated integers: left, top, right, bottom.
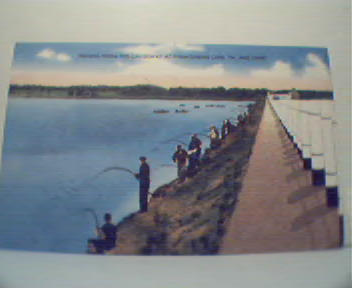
11, 43, 332, 90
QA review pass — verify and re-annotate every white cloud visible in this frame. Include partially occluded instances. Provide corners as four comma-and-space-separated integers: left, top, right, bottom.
120, 58, 224, 77
252, 60, 294, 79
18, 50, 331, 90
37, 48, 72, 62
37, 48, 56, 59
173, 44, 205, 52
250, 53, 332, 90
304, 53, 330, 80
120, 43, 205, 55
56, 53, 72, 62
120, 44, 169, 55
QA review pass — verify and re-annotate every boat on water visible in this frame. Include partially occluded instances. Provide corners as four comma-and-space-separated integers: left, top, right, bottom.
194, 105, 200, 109
175, 109, 189, 113
179, 104, 186, 107
205, 104, 225, 108
153, 109, 170, 114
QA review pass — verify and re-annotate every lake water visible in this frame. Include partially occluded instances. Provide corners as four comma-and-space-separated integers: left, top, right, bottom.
0, 98, 251, 253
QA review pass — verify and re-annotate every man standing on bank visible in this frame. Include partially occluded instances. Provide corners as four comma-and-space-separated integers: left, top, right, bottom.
135, 156, 150, 213
187, 134, 202, 176
172, 145, 188, 181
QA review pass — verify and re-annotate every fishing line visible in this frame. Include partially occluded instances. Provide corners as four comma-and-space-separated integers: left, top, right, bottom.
160, 163, 177, 168
197, 133, 210, 138
162, 139, 188, 146
83, 208, 99, 228
99, 166, 136, 176
65, 166, 136, 195
161, 132, 193, 145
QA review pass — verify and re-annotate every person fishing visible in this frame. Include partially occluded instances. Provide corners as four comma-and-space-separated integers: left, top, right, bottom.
221, 120, 228, 140
87, 213, 117, 254
187, 134, 202, 176
134, 156, 150, 213
237, 114, 245, 126
209, 125, 221, 149
172, 144, 188, 181
226, 119, 236, 134
237, 113, 247, 136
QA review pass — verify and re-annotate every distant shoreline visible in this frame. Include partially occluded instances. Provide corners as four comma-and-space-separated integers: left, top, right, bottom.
8, 84, 334, 101
9, 95, 257, 102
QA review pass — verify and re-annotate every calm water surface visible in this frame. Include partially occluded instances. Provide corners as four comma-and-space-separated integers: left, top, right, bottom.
0, 98, 251, 253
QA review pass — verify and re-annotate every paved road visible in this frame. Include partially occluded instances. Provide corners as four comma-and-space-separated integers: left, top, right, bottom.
221, 101, 340, 254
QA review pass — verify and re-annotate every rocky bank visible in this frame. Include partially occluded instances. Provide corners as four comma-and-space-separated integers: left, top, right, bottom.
109, 98, 265, 255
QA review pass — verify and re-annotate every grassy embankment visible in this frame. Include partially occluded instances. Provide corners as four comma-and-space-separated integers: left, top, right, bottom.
109, 99, 265, 255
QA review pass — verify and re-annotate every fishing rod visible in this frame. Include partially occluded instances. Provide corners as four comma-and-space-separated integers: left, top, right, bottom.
160, 163, 177, 168
197, 133, 210, 138
161, 132, 193, 145
162, 139, 188, 146
100, 166, 136, 176
84, 208, 100, 228
68, 166, 137, 194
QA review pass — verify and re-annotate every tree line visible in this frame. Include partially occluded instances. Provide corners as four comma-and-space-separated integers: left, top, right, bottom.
9, 84, 333, 100
9, 84, 267, 100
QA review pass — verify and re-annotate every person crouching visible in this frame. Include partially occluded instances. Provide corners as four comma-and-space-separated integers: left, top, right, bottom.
88, 213, 117, 254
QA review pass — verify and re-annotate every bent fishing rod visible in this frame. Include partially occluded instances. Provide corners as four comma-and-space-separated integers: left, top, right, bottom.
83, 208, 100, 228
162, 139, 188, 146
101, 166, 136, 176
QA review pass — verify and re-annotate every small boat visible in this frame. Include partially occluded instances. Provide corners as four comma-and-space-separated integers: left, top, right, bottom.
153, 109, 170, 114
194, 105, 200, 109
205, 104, 215, 107
216, 104, 226, 108
179, 104, 186, 107
175, 109, 189, 113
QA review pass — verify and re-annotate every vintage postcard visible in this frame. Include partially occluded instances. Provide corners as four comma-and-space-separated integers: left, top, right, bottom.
0, 43, 340, 255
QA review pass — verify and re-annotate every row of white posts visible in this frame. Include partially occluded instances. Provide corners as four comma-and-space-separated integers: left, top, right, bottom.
268, 97, 339, 204
268, 96, 351, 247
